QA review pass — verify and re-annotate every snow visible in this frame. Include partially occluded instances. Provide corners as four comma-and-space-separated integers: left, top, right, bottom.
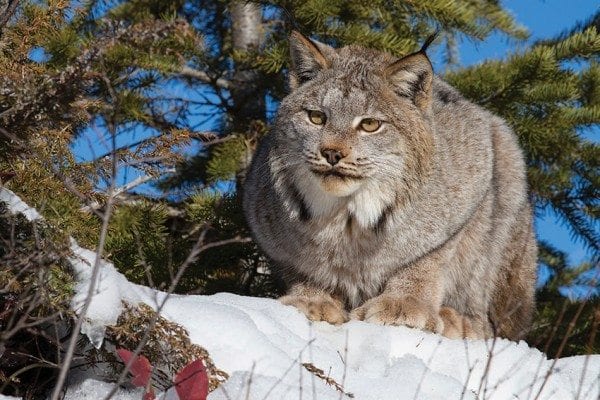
2, 187, 599, 400
122, 292, 599, 400
69, 239, 164, 348
64, 253, 600, 400
0, 395, 22, 400
52, 379, 144, 400
0, 187, 41, 221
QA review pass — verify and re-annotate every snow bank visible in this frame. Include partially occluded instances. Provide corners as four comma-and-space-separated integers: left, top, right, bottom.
66, 252, 600, 400
2, 187, 599, 400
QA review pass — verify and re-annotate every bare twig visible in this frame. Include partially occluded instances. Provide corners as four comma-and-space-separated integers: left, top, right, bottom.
91, 130, 225, 163
260, 339, 316, 400
459, 339, 477, 400
302, 363, 354, 398
0, 126, 25, 149
543, 300, 569, 354
50, 74, 121, 400
102, 232, 252, 400
179, 66, 232, 90
575, 305, 598, 400
244, 362, 256, 400
79, 171, 174, 213
414, 336, 444, 399
2, 362, 58, 389
132, 227, 156, 288
0, 0, 19, 33
337, 330, 350, 400
532, 299, 588, 400
49, 147, 118, 400
50, 166, 104, 219
307, 323, 316, 400
477, 334, 499, 398
299, 350, 304, 400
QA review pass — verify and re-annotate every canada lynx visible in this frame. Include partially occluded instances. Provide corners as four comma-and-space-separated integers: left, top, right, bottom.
243, 32, 537, 340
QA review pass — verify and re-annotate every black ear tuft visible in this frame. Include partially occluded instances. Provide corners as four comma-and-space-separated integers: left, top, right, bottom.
420, 31, 439, 54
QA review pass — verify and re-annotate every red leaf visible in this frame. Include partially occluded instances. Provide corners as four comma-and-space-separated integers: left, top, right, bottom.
143, 389, 156, 400
116, 348, 153, 387
174, 359, 209, 400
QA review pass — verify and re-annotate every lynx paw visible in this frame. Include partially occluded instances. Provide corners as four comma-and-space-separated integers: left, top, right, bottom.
280, 294, 348, 325
350, 295, 443, 334
439, 307, 489, 339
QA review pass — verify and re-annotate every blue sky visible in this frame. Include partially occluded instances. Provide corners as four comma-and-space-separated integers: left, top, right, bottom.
457, 0, 600, 66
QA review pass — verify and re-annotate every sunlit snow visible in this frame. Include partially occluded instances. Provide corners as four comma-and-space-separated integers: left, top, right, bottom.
2, 187, 599, 400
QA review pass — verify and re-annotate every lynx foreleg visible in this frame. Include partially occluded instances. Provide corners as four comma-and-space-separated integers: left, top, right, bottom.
350, 253, 446, 334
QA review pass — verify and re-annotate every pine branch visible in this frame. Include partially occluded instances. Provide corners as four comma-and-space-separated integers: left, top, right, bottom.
553, 200, 600, 253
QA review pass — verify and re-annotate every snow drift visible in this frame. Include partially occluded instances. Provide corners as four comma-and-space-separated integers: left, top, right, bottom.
1, 187, 598, 400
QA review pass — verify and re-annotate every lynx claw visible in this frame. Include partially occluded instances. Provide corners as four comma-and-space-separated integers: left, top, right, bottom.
350, 295, 443, 334
280, 294, 348, 325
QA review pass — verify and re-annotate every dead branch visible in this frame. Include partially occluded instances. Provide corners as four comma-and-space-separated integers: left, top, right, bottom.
179, 66, 232, 90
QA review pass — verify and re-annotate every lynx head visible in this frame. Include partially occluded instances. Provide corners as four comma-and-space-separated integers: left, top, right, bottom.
271, 32, 436, 220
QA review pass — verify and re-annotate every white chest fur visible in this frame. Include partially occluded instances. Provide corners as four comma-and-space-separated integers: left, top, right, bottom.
294, 172, 396, 230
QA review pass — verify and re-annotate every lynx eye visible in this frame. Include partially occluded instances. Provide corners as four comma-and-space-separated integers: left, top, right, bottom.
359, 118, 382, 133
307, 110, 326, 125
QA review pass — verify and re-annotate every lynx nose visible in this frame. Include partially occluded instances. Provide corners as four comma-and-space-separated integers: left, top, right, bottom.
321, 148, 344, 166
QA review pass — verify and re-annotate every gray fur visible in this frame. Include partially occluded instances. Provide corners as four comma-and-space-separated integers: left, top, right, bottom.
243, 32, 537, 340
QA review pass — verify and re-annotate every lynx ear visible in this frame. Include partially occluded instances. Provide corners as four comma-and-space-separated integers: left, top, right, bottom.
289, 31, 333, 89
385, 51, 433, 111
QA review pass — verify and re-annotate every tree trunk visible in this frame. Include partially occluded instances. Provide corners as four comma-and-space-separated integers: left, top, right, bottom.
229, 1, 265, 130
229, 2, 265, 290
229, 1, 264, 188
